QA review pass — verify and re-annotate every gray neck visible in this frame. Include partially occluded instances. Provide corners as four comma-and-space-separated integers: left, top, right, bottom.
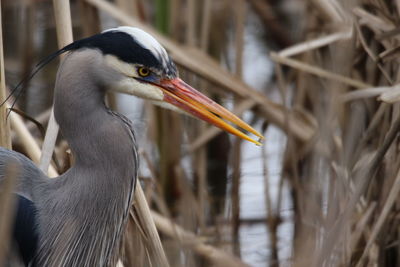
36, 49, 138, 267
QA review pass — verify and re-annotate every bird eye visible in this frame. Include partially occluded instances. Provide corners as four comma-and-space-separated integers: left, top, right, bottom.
137, 67, 150, 77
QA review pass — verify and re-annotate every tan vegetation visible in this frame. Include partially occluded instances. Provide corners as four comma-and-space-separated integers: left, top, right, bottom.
1, 0, 400, 266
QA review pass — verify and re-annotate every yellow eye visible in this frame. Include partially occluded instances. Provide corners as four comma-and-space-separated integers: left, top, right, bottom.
138, 67, 150, 77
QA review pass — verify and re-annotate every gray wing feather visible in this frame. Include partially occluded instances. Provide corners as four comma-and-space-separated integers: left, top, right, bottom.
0, 147, 48, 200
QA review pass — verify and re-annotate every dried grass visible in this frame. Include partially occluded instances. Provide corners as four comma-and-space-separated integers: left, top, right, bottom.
3, 0, 400, 266
273, 1, 400, 266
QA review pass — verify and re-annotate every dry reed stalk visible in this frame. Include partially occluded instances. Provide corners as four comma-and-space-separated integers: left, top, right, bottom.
262, 141, 279, 266
133, 185, 170, 267
310, 2, 398, 266
140, 150, 170, 215
245, 0, 293, 47
280, 3, 355, 266
194, 139, 207, 229
115, 0, 138, 17
340, 86, 393, 102
277, 30, 353, 58
230, 96, 242, 248
349, 203, 376, 258
356, 166, 400, 266
270, 52, 371, 89
310, 0, 346, 23
231, 0, 246, 256
168, 0, 180, 38
186, 0, 196, 46
0, 2, 10, 149
85, 0, 316, 144
354, 21, 393, 84
353, 7, 394, 33
123, 215, 149, 267
356, 103, 388, 147
190, 8, 234, 229
7, 103, 58, 177
199, 0, 212, 51
0, 162, 18, 266
396, 1, 400, 16
24, 108, 52, 133
379, 85, 400, 103
39, 0, 74, 174
379, 45, 400, 61
262, 73, 284, 267
151, 211, 250, 267
78, 0, 101, 37
314, 103, 400, 266
195, 0, 212, 231
232, 1, 400, 266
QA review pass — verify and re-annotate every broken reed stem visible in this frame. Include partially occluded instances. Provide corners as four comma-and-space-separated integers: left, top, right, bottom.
0, 3, 11, 149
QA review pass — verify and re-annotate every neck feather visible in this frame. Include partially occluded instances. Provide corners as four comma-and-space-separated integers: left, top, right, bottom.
35, 49, 138, 267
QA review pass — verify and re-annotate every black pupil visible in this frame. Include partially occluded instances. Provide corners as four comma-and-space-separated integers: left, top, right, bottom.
140, 68, 149, 76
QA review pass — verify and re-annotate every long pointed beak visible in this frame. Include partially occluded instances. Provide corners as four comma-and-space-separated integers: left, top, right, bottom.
157, 78, 264, 145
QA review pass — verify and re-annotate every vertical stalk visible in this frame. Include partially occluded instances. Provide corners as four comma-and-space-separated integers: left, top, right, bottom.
78, 0, 100, 37
195, 127, 207, 229
185, 0, 196, 46
231, 0, 245, 256
39, 0, 74, 175
0, 8, 18, 262
200, 0, 211, 51
0, 164, 17, 266
0, 1, 11, 149
168, 0, 180, 37
262, 142, 279, 266
193, 0, 208, 230
134, 185, 170, 267
0, 6, 15, 262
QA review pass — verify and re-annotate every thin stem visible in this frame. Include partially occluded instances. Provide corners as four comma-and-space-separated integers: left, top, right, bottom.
0, 1, 11, 149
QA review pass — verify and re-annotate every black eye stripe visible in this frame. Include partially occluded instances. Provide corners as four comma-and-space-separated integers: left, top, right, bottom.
61, 30, 178, 78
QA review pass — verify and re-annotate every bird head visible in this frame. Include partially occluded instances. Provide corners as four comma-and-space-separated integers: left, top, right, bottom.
62, 26, 263, 145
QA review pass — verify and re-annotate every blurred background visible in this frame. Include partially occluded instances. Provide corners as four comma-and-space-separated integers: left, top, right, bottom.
2, 0, 400, 266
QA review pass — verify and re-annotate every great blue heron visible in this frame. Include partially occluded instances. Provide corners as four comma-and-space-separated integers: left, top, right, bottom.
0, 26, 263, 267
